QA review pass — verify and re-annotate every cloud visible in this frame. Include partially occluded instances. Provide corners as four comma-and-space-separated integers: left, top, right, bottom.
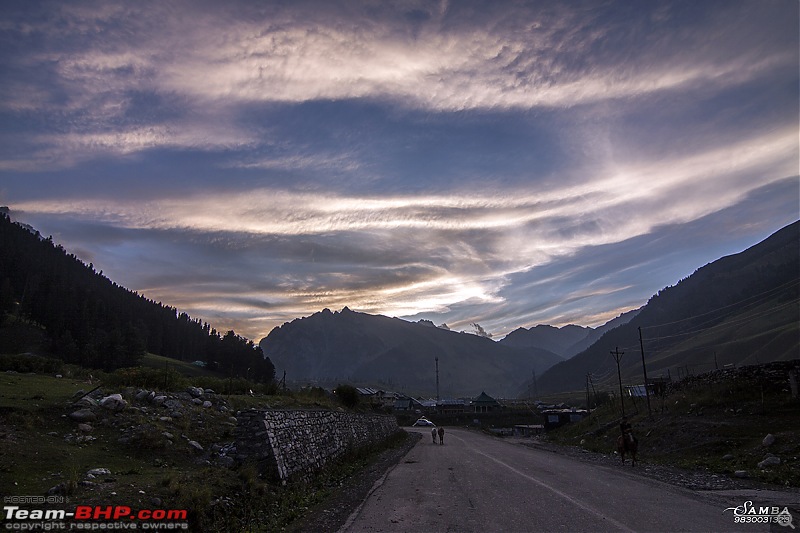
1, 1, 795, 170
2, 1, 796, 341
12, 116, 796, 340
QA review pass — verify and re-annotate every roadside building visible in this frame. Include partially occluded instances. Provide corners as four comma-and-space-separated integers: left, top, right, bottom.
471, 391, 501, 413
541, 408, 588, 430
437, 398, 467, 414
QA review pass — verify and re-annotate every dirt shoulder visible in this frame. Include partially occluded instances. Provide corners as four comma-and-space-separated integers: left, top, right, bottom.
287, 431, 422, 533
515, 435, 800, 501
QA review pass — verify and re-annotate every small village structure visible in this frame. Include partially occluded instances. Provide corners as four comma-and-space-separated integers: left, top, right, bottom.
540, 407, 589, 430
356, 388, 398, 409
470, 391, 501, 412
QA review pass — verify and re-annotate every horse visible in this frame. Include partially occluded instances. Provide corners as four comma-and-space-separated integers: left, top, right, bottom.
616, 434, 638, 466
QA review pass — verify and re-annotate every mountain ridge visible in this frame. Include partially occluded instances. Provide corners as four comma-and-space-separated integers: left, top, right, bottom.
498, 308, 641, 359
531, 220, 799, 395
259, 307, 564, 397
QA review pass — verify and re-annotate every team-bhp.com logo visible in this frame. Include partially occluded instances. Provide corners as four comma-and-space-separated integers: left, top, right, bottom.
723, 500, 796, 528
3, 504, 189, 530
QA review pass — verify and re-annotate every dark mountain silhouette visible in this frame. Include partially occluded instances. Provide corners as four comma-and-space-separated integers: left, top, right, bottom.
531, 221, 800, 396
498, 308, 640, 359
499, 324, 591, 355
0, 210, 273, 380
259, 307, 563, 397
561, 308, 642, 358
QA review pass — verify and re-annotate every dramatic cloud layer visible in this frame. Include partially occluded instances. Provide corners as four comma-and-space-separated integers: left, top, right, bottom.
1, 0, 797, 341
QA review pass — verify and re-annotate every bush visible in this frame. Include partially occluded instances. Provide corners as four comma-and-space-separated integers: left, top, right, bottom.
0, 353, 63, 374
103, 366, 187, 390
334, 384, 360, 408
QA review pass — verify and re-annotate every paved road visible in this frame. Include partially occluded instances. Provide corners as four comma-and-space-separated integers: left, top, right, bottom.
339, 428, 793, 532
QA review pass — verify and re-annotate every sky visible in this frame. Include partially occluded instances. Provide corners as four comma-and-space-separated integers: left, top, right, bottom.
1, 0, 798, 343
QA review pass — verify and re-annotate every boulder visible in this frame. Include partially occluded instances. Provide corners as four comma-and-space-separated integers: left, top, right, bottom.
758, 456, 781, 469
188, 440, 204, 452
202, 401, 212, 408
188, 387, 204, 398
69, 409, 96, 423
73, 397, 98, 408
100, 394, 127, 412
135, 390, 150, 401
86, 468, 111, 477
47, 483, 67, 495
217, 456, 235, 468
163, 399, 182, 410
762, 434, 776, 447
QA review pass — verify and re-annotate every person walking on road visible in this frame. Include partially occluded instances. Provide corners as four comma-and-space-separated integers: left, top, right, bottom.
431, 427, 437, 444
437, 426, 444, 445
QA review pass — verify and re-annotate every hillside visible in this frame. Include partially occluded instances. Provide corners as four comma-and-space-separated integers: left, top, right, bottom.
0, 210, 273, 381
533, 221, 800, 395
259, 307, 563, 397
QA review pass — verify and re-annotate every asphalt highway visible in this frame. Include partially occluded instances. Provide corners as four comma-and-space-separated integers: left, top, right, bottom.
339, 427, 792, 532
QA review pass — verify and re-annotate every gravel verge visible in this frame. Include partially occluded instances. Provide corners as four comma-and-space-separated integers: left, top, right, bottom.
287, 431, 422, 533
517, 437, 800, 493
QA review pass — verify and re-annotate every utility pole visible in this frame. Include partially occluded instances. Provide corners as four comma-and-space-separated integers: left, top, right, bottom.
638, 327, 652, 418
532, 369, 539, 400
435, 357, 440, 402
529, 371, 533, 401
611, 347, 625, 417
585, 373, 591, 410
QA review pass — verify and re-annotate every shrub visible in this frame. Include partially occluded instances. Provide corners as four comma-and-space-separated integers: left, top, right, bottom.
103, 366, 187, 390
0, 353, 63, 374
334, 384, 360, 408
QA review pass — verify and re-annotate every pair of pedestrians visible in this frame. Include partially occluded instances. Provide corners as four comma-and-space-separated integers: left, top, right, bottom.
431, 426, 444, 445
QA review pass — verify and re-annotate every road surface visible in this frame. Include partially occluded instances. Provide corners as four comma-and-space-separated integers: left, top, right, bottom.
339, 427, 797, 532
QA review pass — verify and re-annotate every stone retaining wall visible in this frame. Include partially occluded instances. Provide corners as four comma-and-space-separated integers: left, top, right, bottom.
236, 409, 399, 483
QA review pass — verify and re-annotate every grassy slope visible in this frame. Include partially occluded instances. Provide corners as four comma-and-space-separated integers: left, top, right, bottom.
0, 367, 401, 532
545, 375, 800, 488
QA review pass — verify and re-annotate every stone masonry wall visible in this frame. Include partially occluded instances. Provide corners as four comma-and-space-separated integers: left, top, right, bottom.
235, 409, 399, 483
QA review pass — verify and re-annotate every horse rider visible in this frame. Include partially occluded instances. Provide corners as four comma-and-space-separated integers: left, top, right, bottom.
620, 416, 635, 445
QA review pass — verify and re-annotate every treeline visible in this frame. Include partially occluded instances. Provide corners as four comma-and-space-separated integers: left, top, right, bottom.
0, 212, 274, 381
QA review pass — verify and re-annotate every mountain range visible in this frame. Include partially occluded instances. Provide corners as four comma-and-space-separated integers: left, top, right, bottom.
262, 221, 798, 397
259, 307, 565, 398
498, 308, 641, 359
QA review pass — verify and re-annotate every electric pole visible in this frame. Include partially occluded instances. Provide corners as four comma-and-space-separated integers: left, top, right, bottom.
435, 356, 440, 401
638, 327, 652, 418
586, 373, 590, 410
611, 347, 625, 417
